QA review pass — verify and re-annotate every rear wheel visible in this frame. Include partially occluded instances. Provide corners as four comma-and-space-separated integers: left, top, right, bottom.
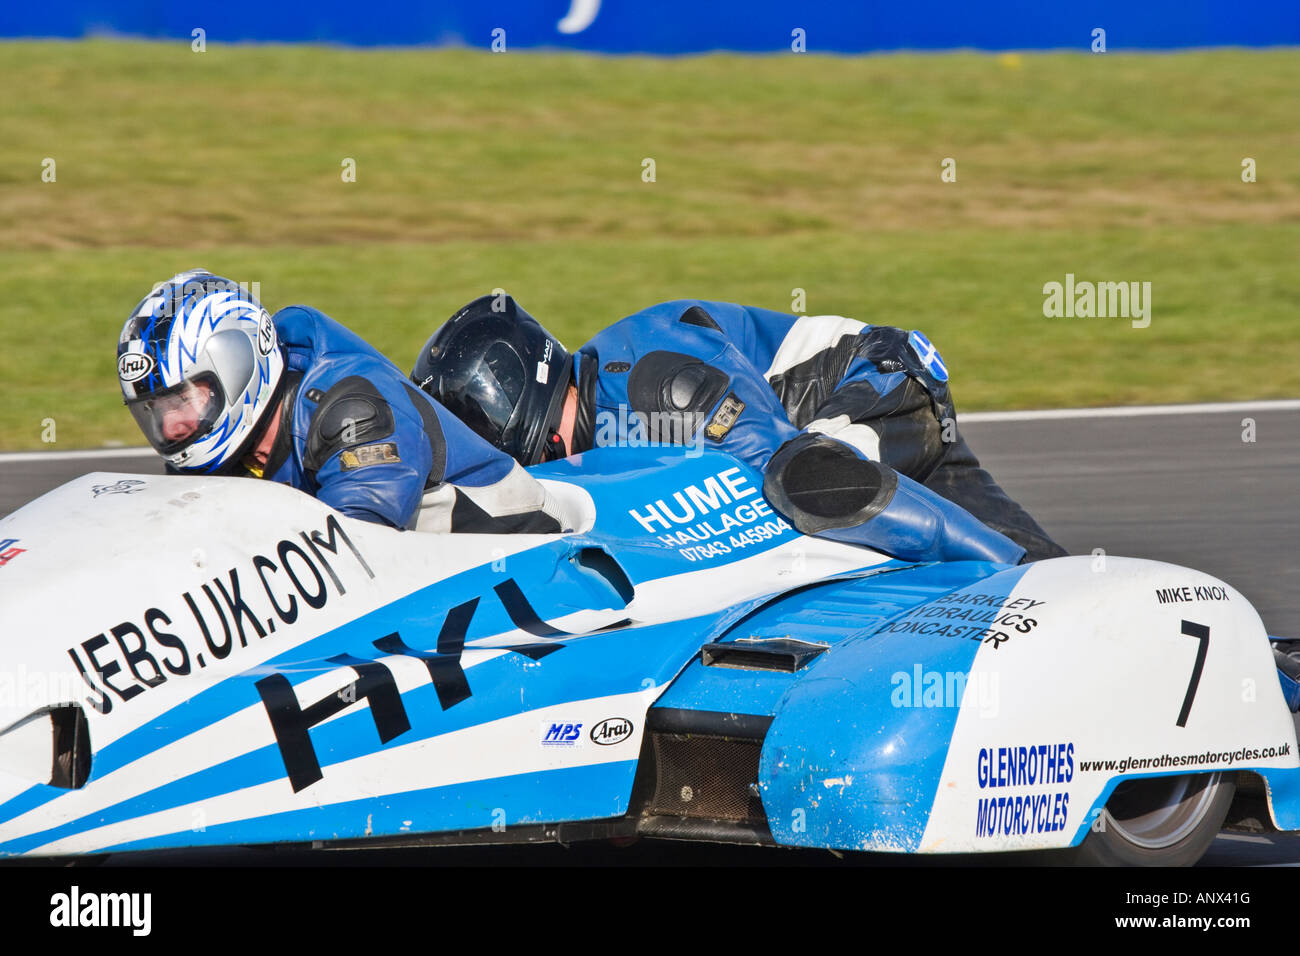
1071, 772, 1234, 866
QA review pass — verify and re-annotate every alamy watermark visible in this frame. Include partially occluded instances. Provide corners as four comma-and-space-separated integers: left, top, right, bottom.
1042, 274, 1151, 329
593, 405, 707, 457
891, 665, 1000, 717
145, 273, 262, 311
0, 665, 90, 709
50, 886, 151, 936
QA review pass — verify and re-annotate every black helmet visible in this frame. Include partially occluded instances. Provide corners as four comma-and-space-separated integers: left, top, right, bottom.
411, 294, 573, 466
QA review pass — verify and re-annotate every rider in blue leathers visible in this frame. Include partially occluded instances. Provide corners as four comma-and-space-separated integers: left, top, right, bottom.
412, 295, 1067, 564
258, 306, 568, 531
118, 272, 566, 533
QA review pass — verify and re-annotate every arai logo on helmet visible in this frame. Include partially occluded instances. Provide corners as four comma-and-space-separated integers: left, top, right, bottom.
118, 352, 155, 383
590, 717, 633, 746
257, 313, 275, 356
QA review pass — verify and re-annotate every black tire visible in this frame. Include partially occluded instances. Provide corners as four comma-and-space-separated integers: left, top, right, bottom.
1069, 772, 1235, 866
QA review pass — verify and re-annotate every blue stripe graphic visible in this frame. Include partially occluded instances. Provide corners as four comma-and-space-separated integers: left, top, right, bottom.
93, 761, 638, 856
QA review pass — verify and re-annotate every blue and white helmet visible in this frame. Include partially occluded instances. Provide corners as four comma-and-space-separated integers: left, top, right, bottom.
118, 270, 284, 472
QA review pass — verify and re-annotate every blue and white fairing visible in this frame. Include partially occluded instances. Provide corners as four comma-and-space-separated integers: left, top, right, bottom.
739, 557, 1300, 852
0, 448, 1296, 858
0, 449, 891, 855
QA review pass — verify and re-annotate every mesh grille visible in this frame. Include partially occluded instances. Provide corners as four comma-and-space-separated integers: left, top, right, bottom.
647, 732, 766, 824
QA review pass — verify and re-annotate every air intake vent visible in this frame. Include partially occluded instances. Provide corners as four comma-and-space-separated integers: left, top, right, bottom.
700, 637, 828, 672
51, 704, 91, 790
636, 708, 774, 834
0, 703, 91, 789
647, 732, 766, 823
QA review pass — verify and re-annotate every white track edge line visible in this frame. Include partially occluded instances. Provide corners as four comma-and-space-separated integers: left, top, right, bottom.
0, 447, 157, 464
960, 399, 1300, 423
0, 399, 1296, 462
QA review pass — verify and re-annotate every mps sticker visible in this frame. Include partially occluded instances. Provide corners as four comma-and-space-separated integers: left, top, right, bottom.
540, 721, 583, 748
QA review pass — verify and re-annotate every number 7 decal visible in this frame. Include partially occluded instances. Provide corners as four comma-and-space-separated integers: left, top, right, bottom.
1177, 620, 1210, 727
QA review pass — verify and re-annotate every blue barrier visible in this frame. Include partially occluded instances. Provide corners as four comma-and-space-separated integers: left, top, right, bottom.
2, 1, 1297, 52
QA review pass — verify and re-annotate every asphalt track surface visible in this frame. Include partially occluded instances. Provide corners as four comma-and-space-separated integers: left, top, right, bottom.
0, 402, 1296, 867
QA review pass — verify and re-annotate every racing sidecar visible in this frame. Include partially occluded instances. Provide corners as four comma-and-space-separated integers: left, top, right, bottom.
0, 447, 1296, 865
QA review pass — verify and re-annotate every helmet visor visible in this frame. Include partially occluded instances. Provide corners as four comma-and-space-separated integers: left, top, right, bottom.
453, 343, 525, 444
127, 373, 226, 456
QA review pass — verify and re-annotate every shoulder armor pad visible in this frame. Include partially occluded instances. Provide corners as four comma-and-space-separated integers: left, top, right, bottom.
304, 376, 396, 474
627, 351, 731, 442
